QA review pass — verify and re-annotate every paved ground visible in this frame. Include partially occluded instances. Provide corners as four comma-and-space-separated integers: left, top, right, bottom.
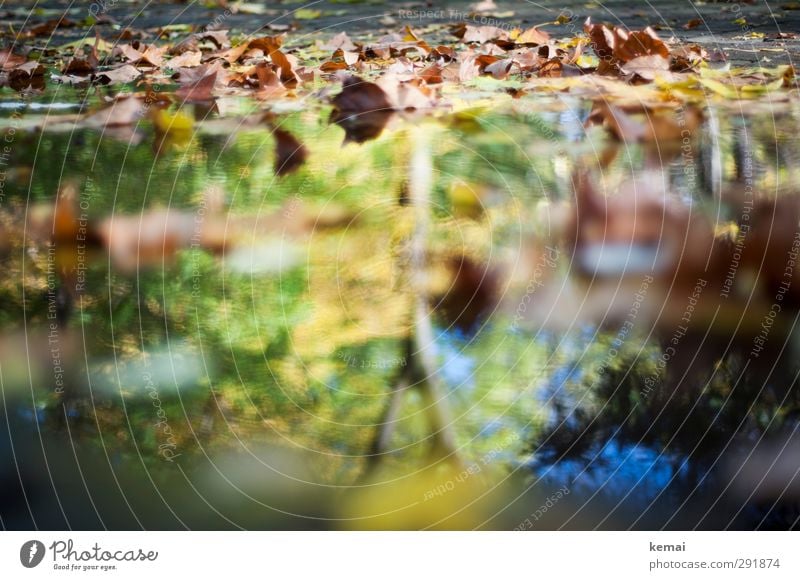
4, 0, 800, 66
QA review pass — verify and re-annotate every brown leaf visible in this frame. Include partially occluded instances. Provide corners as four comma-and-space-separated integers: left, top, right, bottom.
94, 64, 142, 85
253, 63, 286, 98
248, 35, 284, 56
613, 29, 669, 62
456, 24, 510, 44
320, 60, 348, 72
538, 58, 564, 78
683, 18, 703, 30
619, 54, 671, 80
484, 58, 513, 79
270, 49, 298, 88
458, 53, 481, 82
196, 29, 231, 49
63, 57, 95, 75
419, 64, 443, 84
516, 25, 551, 45
8, 62, 45, 90
216, 42, 252, 64
176, 71, 218, 102
1, 50, 27, 70
330, 75, 394, 144
273, 128, 308, 176
378, 75, 436, 110
319, 31, 357, 52
116, 43, 164, 67
584, 17, 616, 60
173, 61, 226, 85
29, 17, 76, 37
168, 51, 203, 68
431, 45, 457, 61
170, 36, 199, 55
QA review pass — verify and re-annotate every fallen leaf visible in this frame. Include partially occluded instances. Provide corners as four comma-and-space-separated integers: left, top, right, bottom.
683, 18, 703, 30
116, 42, 165, 67
1, 50, 27, 70
62, 57, 95, 75
516, 26, 550, 45
8, 62, 45, 90
173, 61, 225, 85
94, 64, 142, 85
484, 58, 513, 79
419, 64, 443, 84
584, 18, 616, 60
29, 17, 76, 37
168, 50, 203, 68
196, 29, 230, 49
248, 35, 284, 56
614, 29, 670, 62
152, 108, 194, 135
176, 71, 218, 102
270, 50, 298, 88
319, 31, 357, 52
620, 54, 671, 80
254, 63, 286, 98
330, 75, 394, 143
455, 24, 510, 44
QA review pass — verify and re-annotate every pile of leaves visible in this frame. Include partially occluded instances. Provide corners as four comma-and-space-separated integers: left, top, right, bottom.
1, 16, 798, 173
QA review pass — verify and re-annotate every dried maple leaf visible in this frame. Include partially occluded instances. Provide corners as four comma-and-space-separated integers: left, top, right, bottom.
340, 49, 361, 66
116, 42, 165, 67
613, 29, 669, 62
584, 18, 616, 60
270, 49, 298, 88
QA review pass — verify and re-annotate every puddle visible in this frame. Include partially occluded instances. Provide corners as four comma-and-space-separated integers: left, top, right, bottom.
2, 82, 800, 529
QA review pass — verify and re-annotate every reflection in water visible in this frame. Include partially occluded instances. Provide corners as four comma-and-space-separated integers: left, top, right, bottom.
1, 92, 800, 529
518, 107, 800, 529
